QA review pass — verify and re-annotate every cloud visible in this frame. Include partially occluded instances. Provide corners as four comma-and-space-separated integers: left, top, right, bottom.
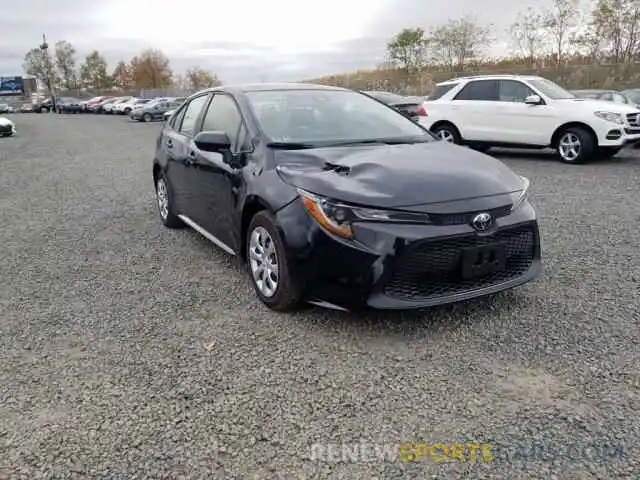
0, 0, 555, 81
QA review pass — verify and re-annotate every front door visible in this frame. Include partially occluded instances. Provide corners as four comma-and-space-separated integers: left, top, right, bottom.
188, 93, 250, 254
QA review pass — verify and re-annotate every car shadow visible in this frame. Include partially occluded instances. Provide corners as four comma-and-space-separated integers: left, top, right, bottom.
490, 147, 639, 164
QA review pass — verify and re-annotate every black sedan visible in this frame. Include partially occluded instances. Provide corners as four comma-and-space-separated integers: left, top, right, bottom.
362, 90, 427, 121
152, 84, 541, 312
57, 97, 83, 113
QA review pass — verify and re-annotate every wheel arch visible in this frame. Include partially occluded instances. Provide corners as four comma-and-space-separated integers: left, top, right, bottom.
240, 195, 275, 260
551, 122, 599, 148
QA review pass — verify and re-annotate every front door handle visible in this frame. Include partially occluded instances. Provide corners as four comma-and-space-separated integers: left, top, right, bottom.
166, 139, 173, 149
185, 151, 196, 166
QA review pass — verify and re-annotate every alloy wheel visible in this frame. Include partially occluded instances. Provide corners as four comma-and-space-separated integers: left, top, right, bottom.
156, 178, 169, 220
558, 133, 582, 162
436, 129, 455, 142
248, 226, 279, 298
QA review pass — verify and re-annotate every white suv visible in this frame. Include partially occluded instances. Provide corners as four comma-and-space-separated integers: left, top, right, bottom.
420, 74, 640, 164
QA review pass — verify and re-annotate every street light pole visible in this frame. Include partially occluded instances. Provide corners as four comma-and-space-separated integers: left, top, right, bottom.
39, 33, 56, 111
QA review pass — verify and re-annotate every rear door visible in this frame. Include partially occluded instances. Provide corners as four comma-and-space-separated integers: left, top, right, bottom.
162, 94, 211, 215
450, 80, 500, 141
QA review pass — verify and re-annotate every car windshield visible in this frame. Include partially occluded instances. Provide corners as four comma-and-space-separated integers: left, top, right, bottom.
246, 89, 432, 146
528, 78, 575, 100
623, 89, 640, 103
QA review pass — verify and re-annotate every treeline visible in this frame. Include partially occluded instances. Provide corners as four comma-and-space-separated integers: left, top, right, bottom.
384, 0, 640, 73
22, 42, 222, 92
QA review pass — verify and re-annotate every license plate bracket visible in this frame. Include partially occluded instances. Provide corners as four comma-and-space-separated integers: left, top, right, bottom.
461, 243, 507, 279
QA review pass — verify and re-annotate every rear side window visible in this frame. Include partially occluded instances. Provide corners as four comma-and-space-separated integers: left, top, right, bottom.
427, 83, 458, 100
454, 80, 500, 101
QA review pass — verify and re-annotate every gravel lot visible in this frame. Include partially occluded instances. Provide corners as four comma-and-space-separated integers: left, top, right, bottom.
0, 114, 639, 479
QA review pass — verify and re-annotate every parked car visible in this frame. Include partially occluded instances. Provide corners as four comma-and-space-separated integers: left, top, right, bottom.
104, 96, 133, 113
34, 97, 54, 113
0, 116, 16, 136
152, 84, 541, 312
83, 96, 108, 112
131, 99, 182, 122
57, 97, 83, 113
87, 96, 115, 113
163, 109, 175, 121
362, 91, 427, 122
0, 103, 10, 114
114, 98, 148, 115
420, 74, 640, 164
570, 89, 639, 107
19, 103, 34, 113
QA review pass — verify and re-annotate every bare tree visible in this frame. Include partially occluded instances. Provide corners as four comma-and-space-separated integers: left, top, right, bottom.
588, 0, 640, 63
544, 0, 581, 65
430, 16, 492, 71
509, 7, 547, 67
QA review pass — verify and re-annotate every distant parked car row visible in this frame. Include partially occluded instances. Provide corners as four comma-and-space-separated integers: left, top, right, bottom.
48, 95, 187, 122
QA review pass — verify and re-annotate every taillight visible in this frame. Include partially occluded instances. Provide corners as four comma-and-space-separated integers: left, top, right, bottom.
416, 106, 427, 116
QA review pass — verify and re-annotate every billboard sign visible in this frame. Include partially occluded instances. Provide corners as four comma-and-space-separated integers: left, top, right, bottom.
0, 76, 24, 96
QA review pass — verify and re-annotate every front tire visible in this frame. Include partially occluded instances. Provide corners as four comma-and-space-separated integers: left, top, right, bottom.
246, 211, 302, 311
555, 127, 595, 164
155, 173, 183, 229
431, 123, 462, 144
142, 113, 152, 122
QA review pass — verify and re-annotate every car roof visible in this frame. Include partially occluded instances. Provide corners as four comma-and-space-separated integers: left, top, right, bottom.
194, 82, 348, 96
435, 74, 547, 85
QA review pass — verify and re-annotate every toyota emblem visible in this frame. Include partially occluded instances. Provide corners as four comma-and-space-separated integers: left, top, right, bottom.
472, 212, 493, 232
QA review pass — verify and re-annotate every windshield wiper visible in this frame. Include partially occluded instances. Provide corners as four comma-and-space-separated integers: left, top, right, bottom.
266, 141, 316, 150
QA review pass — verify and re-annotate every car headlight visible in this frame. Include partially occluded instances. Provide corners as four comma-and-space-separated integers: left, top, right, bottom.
297, 189, 430, 239
510, 176, 530, 211
594, 111, 624, 124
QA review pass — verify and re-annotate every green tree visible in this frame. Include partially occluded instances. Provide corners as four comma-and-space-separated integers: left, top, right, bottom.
588, 0, 640, 63
386, 28, 428, 73
430, 16, 492, 71
55, 40, 77, 90
185, 67, 222, 90
80, 50, 112, 90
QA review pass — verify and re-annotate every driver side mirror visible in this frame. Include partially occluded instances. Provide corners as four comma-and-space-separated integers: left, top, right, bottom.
194, 131, 232, 153
525, 94, 542, 105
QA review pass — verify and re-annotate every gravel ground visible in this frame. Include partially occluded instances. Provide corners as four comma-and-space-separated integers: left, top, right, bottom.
0, 114, 639, 479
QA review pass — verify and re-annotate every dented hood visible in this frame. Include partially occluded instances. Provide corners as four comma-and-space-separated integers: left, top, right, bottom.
275, 141, 524, 209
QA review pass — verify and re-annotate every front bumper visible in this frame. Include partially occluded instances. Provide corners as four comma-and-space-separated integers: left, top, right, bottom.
276, 198, 542, 311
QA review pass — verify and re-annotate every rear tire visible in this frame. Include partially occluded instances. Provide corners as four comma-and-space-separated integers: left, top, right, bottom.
143, 113, 152, 122
155, 173, 184, 229
246, 211, 302, 312
431, 123, 462, 144
555, 127, 596, 164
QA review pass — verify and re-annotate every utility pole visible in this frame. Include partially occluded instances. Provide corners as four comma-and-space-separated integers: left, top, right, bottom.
39, 33, 56, 111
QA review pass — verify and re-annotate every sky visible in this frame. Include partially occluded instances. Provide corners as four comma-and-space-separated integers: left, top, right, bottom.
0, 0, 552, 83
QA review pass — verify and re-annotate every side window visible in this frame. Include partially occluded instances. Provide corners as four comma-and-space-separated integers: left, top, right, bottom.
200, 94, 246, 151
169, 104, 187, 130
453, 80, 499, 101
611, 93, 626, 104
499, 80, 534, 102
427, 83, 458, 100
179, 95, 210, 137
600, 93, 612, 102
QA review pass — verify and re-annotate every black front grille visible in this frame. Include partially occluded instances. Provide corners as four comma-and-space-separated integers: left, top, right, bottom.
383, 225, 537, 300
428, 205, 512, 226
626, 113, 640, 127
